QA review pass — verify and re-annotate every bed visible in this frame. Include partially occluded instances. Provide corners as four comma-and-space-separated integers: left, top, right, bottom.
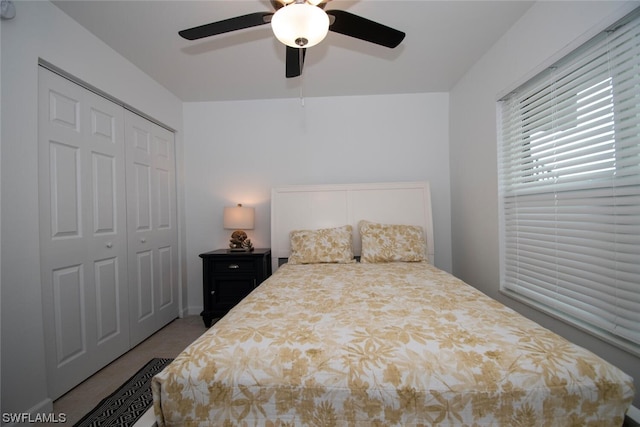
152, 182, 634, 426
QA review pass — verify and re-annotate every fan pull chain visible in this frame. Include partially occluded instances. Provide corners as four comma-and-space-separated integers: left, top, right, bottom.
299, 49, 305, 107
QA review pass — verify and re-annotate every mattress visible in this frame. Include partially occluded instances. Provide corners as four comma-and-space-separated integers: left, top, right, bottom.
152, 262, 634, 426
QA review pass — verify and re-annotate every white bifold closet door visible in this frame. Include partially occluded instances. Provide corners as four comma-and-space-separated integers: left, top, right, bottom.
125, 110, 178, 347
38, 67, 178, 399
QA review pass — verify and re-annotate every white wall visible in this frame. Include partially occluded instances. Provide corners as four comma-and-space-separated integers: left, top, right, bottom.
183, 93, 452, 314
449, 0, 640, 408
0, 1, 184, 416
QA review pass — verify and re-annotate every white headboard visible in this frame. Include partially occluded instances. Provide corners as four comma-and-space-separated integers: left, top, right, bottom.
270, 181, 434, 271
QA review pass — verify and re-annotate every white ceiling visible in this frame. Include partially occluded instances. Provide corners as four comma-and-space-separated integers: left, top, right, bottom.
52, 0, 534, 102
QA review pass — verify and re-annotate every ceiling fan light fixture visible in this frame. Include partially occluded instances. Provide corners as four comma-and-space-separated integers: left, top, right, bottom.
271, 3, 329, 48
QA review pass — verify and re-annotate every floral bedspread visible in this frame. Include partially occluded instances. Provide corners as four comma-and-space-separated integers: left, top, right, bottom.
152, 262, 634, 426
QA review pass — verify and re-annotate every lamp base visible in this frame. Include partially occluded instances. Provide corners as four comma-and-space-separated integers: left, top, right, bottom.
228, 230, 254, 252
228, 247, 254, 252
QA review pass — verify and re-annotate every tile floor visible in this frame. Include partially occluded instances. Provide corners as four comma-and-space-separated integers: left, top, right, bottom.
46, 315, 207, 426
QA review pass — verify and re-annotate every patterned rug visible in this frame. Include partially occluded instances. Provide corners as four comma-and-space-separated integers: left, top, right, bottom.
73, 358, 173, 427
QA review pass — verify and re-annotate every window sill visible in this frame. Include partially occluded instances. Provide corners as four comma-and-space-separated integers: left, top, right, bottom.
500, 288, 640, 358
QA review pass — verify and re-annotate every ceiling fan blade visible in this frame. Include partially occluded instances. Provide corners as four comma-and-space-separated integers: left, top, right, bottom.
326, 10, 405, 48
286, 46, 306, 78
179, 12, 273, 40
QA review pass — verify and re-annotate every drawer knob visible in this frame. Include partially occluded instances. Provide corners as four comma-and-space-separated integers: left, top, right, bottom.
228, 264, 240, 269
210, 290, 215, 295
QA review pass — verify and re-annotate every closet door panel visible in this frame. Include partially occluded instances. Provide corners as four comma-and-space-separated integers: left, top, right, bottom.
151, 127, 178, 326
91, 152, 116, 234
127, 120, 154, 342
135, 249, 155, 321
157, 168, 172, 229
49, 142, 82, 238
39, 68, 130, 399
125, 111, 178, 346
52, 264, 86, 364
159, 245, 174, 308
94, 257, 121, 343
133, 162, 152, 230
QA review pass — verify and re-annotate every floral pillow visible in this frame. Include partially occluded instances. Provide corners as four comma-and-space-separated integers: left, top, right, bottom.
288, 225, 355, 264
359, 220, 426, 263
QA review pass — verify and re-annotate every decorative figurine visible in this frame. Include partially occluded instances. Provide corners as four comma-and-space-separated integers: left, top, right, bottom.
229, 230, 253, 251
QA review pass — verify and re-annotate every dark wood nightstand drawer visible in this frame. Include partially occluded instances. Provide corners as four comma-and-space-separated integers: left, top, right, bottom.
212, 260, 255, 274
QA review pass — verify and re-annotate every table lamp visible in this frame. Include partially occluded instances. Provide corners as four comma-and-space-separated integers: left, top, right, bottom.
223, 204, 255, 251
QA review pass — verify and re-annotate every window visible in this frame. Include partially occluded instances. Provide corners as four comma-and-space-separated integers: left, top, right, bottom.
498, 9, 640, 355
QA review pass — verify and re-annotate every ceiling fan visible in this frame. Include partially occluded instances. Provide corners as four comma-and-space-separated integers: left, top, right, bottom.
178, 0, 405, 78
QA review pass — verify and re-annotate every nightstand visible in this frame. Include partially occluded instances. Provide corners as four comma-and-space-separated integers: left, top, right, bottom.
199, 248, 272, 327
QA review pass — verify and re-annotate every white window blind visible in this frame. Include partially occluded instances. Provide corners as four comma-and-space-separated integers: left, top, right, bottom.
498, 9, 640, 354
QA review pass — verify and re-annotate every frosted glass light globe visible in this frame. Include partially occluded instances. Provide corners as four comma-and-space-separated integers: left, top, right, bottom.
271, 3, 329, 48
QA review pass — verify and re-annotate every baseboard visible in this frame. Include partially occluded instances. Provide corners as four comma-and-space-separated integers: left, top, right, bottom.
186, 306, 203, 316
628, 405, 640, 424
178, 305, 189, 318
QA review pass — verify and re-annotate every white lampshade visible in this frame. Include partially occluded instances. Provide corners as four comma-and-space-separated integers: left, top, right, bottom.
223, 204, 255, 230
271, 3, 329, 48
